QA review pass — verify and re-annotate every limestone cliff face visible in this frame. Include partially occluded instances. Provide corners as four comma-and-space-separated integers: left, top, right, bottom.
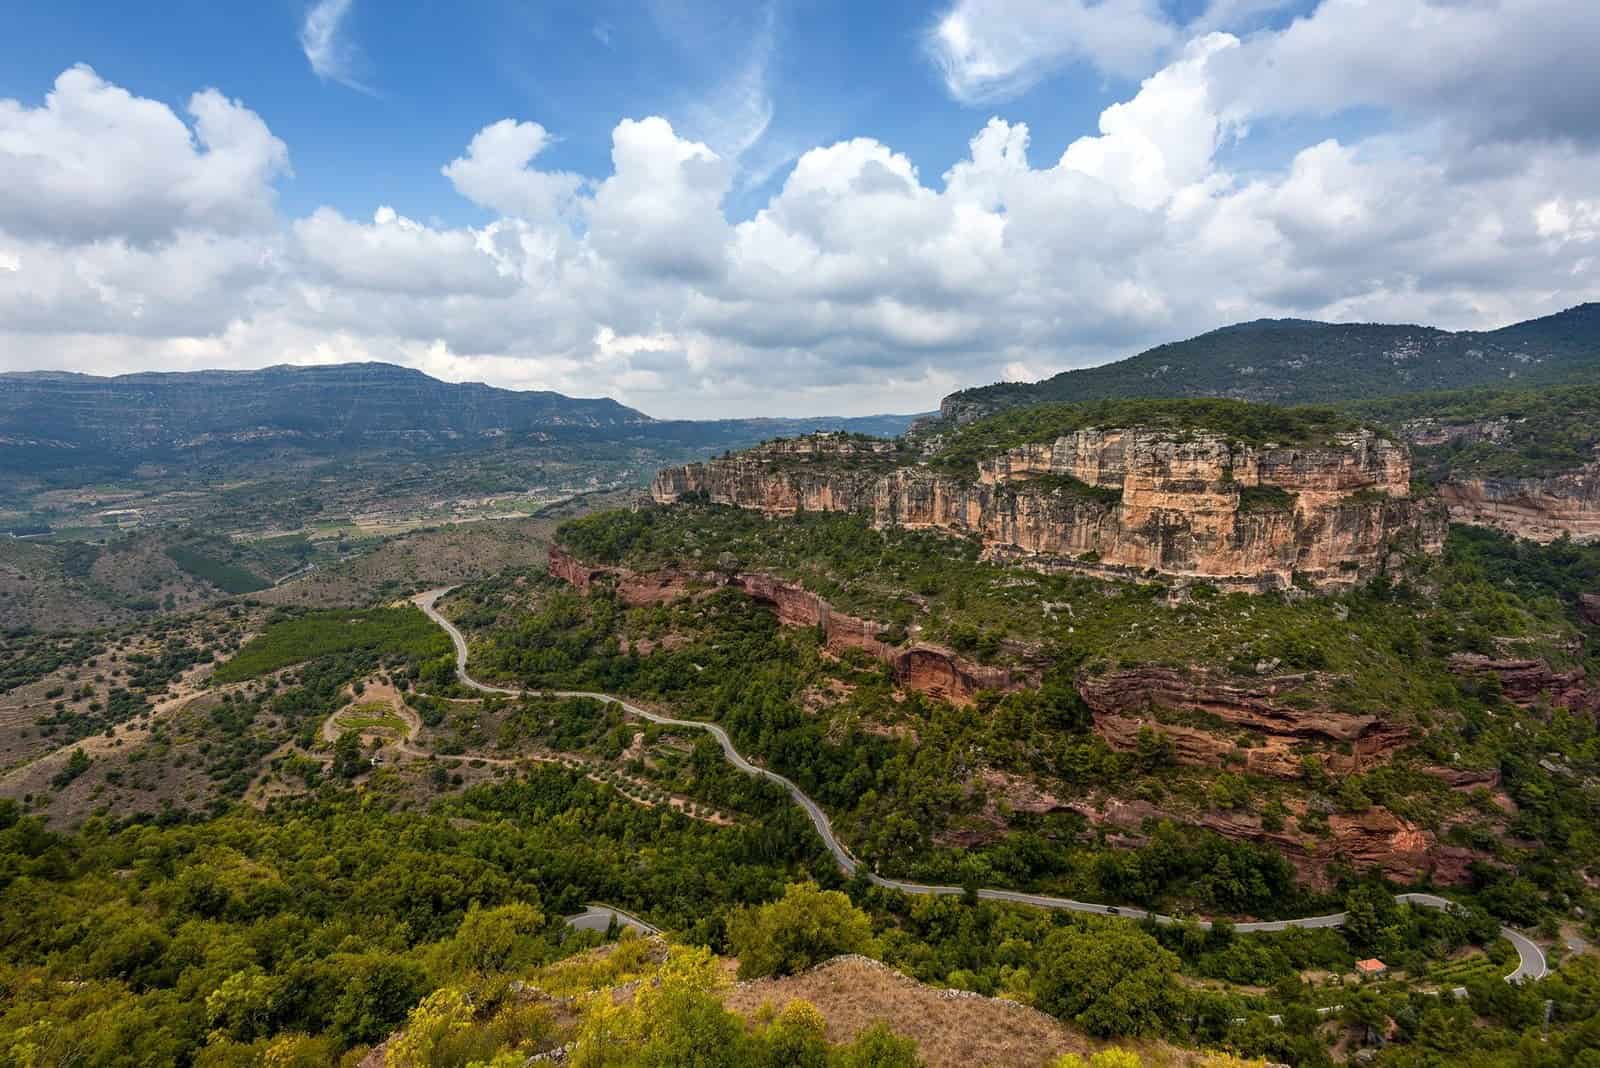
1438, 465, 1600, 543
652, 429, 1443, 591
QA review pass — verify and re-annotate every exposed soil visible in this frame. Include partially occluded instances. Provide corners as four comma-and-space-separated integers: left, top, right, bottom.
722, 955, 1208, 1068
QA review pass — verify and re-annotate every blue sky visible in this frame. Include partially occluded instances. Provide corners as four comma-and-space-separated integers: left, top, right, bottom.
0, 0, 1321, 224
0, 1, 1596, 418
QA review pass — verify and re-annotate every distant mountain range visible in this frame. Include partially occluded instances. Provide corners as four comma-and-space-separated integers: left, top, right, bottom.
0, 361, 924, 476
0, 362, 649, 452
939, 304, 1600, 422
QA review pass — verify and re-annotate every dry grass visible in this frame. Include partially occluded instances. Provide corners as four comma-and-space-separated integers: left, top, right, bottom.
721, 956, 1204, 1068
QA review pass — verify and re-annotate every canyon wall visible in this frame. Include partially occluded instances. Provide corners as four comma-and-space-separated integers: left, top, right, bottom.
653, 429, 1444, 591
1438, 466, 1600, 543
547, 546, 1030, 704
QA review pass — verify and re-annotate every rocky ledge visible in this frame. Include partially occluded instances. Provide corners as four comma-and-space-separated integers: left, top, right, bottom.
1076, 799, 1479, 890
1438, 466, 1600, 543
652, 429, 1444, 592
1449, 654, 1600, 712
1079, 666, 1412, 780
547, 546, 1031, 704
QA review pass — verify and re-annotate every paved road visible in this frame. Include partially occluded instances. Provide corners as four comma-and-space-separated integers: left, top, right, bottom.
565, 904, 660, 936
414, 588, 1548, 984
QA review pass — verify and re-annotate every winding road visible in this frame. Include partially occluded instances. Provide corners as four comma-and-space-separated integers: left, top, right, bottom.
414, 588, 1548, 983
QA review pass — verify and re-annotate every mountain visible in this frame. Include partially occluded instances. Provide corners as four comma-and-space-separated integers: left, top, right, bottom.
938, 304, 1600, 423
0, 362, 650, 455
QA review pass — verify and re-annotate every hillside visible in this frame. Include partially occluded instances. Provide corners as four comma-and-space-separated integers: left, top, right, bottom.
0, 361, 921, 548
1348, 385, 1600, 542
0, 362, 650, 458
939, 304, 1600, 423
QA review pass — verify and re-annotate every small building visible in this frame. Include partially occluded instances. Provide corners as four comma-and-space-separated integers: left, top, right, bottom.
1356, 958, 1389, 978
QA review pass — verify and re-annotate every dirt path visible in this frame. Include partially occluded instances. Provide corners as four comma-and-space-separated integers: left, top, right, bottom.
313, 676, 729, 823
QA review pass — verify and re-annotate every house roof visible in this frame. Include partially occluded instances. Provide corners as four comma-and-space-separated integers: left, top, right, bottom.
1356, 958, 1387, 972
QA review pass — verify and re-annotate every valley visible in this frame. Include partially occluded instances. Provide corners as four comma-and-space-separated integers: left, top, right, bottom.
3, 320, 1600, 1067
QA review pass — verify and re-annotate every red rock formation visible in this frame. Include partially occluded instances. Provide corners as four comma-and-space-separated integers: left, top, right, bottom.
1079, 666, 1389, 742
547, 545, 606, 589
652, 429, 1443, 592
547, 549, 1030, 705
1421, 765, 1502, 790
1581, 593, 1600, 628
1078, 666, 1411, 780
1067, 798, 1475, 889
1449, 654, 1600, 712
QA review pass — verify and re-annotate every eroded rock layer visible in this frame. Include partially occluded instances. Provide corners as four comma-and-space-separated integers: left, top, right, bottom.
548, 547, 1029, 704
1439, 467, 1600, 543
652, 430, 1444, 591
1078, 666, 1413, 780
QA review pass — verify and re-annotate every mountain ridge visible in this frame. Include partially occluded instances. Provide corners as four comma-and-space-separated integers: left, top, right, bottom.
940, 303, 1600, 423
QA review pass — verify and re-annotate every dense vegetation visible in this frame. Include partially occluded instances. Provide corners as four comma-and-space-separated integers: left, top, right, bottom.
0, 767, 824, 1065
929, 398, 1371, 475
213, 606, 451, 683
1355, 383, 1600, 480
2, 779, 1592, 1066
555, 505, 1582, 710
164, 544, 270, 594
537, 507, 1600, 928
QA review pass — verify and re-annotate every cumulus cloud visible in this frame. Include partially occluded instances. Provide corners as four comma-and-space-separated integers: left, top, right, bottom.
292, 206, 518, 296
2, 1, 1600, 418
588, 117, 733, 282
1206, 0, 1600, 145
441, 120, 584, 221
0, 66, 287, 244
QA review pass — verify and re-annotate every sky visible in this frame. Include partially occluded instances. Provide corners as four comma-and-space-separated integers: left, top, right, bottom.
1, 1, 1598, 419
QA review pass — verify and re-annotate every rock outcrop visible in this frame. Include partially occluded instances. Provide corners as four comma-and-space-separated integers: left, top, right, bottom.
1078, 666, 1412, 780
1438, 466, 1600, 543
1449, 654, 1600, 712
652, 430, 1443, 592
547, 547, 1029, 704
1068, 798, 1475, 889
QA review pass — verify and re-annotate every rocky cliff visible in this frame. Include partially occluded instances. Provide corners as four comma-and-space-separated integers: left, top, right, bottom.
547, 547, 1030, 704
1437, 466, 1600, 543
1078, 666, 1412, 780
652, 429, 1444, 591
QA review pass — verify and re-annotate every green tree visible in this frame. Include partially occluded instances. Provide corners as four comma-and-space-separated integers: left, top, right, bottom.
830, 1023, 921, 1068
332, 729, 366, 779
1031, 924, 1182, 1038
726, 882, 876, 980
441, 900, 546, 976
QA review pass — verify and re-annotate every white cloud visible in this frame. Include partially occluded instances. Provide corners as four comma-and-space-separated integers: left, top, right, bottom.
299, 0, 374, 94
3, 3, 1600, 420
927, 0, 1178, 102
1058, 34, 1238, 210
588, 117, 733, 282
0, 66, 287, 244
292, 206, 517, 296
441, 120, 584, 221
